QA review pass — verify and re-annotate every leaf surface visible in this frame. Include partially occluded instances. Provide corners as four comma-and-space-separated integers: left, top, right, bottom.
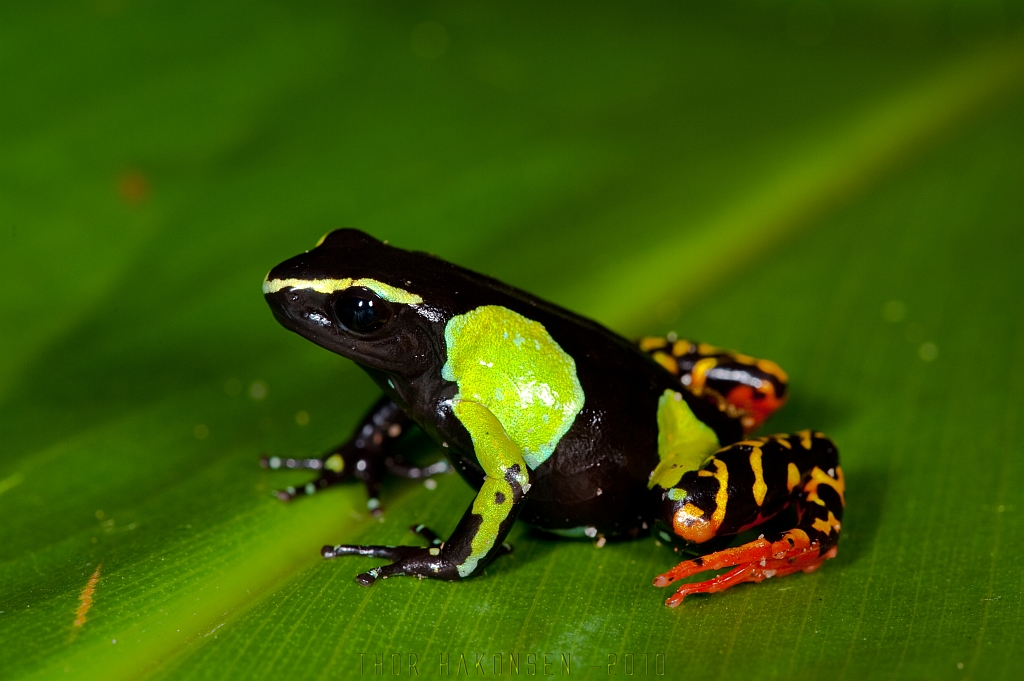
1, 3, 1022, 680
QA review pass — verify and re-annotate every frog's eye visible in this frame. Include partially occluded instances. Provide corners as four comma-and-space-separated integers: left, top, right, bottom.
333, 287, 391, 334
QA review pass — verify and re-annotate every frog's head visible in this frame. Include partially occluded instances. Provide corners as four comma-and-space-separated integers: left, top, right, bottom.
263, 229, 451, 377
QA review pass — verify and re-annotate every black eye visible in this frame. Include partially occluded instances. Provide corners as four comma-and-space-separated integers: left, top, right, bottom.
333, 287, 391, 333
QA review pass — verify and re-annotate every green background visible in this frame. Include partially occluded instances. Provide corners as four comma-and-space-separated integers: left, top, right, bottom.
2, 1, 1023, 679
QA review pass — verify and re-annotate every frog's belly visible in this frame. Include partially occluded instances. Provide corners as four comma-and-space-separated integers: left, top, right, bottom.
517, 432, 660, 537
520, 490, 655, 538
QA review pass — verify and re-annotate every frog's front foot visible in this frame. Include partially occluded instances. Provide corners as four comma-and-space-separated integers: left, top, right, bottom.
259, 451, 448, 514
322, 524, 512, 585
259, 455, 346, 502
260, 396, 452, 514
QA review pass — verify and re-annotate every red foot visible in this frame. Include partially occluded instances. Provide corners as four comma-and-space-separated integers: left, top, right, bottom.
653, 530, 836, 607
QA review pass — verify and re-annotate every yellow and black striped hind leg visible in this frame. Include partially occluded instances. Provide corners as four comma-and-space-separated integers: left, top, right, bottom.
639, 335, 789, 433
652, 430, 844, 607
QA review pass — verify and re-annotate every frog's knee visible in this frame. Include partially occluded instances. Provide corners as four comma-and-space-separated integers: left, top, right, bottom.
655, 465, 729, 545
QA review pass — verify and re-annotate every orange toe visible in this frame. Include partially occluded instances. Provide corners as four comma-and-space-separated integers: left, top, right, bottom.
655, 531, 834, 607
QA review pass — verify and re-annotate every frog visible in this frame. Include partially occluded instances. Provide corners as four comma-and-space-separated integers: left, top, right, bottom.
260, 229, 844, 606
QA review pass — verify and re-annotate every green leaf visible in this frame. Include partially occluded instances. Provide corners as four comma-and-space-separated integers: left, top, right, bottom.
2, 3, 1023, 680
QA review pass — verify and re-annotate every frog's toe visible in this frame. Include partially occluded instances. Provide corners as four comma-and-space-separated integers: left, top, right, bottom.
324, 545, 451, 584
260, 454, 351, 502
654, 532, 836, 607
354, 558, 424, 586
321, 543, 407, 560
260, 455, 324, 471
387, 458, 451, 479
268, 472, 344, 502
409, 524, 444, 547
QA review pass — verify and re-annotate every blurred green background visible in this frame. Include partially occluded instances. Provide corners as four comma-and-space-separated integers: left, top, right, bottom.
2, 1, 1023, 679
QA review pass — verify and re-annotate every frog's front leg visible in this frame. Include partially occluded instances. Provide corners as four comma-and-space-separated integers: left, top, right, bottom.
653, 431, 844, 606
322, 400, 528, 584
260, 395, 448, 514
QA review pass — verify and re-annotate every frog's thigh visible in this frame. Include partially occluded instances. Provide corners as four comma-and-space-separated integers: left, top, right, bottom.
448, 400, 531, 578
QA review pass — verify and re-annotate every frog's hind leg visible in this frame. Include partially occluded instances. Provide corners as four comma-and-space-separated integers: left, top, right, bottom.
260, 395, 448, 514
638, 336, 788, 433
653, 431, 843, 607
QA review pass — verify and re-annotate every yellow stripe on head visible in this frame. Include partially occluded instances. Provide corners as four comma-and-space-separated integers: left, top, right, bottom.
262, 277, 423, 304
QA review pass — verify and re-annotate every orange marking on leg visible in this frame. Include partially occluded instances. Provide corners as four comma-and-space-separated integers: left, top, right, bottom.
673, 503, 715, 543
812, 511, 842, 536
782, 528, 811, 552
671, 459, 729, 543
805, 466, 846, 507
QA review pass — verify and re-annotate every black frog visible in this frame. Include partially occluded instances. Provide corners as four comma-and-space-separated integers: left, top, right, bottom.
261, 229, 844, 606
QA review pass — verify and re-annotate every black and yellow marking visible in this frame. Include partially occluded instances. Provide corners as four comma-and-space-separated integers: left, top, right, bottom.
638, 336, 789, 432
655, 431, 844, 553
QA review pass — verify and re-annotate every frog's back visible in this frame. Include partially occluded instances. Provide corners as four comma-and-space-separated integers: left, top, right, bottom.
440, 276, 742, 536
